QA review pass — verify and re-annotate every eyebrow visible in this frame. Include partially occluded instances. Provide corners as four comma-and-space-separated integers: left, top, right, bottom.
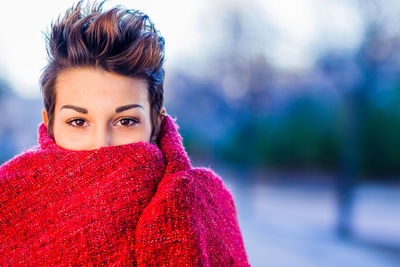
60, 105, 88, 114
115, 104, 144, 113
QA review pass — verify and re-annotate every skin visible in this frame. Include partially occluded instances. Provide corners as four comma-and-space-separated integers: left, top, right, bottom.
42, 67, 165, 150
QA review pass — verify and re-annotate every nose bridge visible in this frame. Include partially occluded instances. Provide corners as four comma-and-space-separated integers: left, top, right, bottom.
92, 123, 112, 149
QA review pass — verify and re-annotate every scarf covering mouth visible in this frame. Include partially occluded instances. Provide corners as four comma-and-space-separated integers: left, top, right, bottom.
0, 115, 249, 266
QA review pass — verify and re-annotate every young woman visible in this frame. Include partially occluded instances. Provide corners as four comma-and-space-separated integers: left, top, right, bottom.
0, 1, 249, 265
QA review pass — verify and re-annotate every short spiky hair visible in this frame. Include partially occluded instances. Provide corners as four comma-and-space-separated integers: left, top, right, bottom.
40, 0, 165, 139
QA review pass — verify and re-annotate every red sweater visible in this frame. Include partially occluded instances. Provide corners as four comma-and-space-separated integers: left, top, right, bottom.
0, 115, 249, 266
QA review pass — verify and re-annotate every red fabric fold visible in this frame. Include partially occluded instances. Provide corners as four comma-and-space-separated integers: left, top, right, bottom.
0, 115, 249, 266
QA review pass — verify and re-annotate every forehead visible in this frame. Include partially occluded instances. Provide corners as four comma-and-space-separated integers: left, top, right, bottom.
54, 67, 150, 109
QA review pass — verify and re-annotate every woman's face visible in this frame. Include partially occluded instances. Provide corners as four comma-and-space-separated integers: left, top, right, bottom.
42, 67, 154, 150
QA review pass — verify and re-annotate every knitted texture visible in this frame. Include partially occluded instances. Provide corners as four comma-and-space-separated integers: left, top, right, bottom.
0, 115, 249, 266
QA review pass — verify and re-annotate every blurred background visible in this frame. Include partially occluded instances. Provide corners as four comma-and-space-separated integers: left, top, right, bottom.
1, 0, 399, 266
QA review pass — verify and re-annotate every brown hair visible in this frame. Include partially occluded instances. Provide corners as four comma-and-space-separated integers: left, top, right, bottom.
40, 0, 165, 140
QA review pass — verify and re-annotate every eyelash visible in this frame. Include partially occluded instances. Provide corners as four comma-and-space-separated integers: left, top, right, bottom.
115, 117, 139, 127
66, 117, 87, 128
66, 117, 140, 128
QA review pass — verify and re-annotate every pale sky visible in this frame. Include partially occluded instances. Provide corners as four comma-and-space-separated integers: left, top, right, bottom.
0, 0, 364, 98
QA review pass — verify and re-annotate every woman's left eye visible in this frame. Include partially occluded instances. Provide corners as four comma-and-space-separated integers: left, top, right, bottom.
116, 118, 138, 127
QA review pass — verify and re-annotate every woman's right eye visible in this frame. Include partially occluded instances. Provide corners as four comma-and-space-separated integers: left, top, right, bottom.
67, 118, 88, 127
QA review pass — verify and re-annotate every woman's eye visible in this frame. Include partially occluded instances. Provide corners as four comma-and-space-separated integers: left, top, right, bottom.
67, 118, 87, 127
116, 118, 138, 127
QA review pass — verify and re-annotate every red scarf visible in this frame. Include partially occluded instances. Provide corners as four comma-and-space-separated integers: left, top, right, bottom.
0, 115, 249, 266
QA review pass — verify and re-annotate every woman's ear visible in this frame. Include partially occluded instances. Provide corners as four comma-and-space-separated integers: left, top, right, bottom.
42, 108, 48, 127
150, 107, 166, 144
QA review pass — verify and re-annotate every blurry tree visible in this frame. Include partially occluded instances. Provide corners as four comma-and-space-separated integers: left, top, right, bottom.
166, 0, 400, 180
316, 0, 400, 236
166, 0, 276, 169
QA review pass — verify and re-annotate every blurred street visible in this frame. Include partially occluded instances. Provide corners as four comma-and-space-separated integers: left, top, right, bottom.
219, 168, 400, 267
